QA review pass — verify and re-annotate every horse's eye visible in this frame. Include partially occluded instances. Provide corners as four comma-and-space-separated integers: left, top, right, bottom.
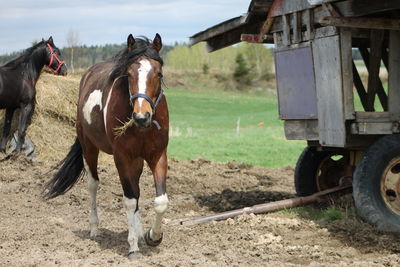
157, 72, 163, 78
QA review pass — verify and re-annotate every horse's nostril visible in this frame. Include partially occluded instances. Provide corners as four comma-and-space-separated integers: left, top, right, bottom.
133, 113, 151, 128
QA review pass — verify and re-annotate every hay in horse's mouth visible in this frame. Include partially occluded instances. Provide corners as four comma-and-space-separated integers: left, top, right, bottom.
113, 118, 135, 138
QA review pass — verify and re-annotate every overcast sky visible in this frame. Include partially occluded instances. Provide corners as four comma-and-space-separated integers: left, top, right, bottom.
0, 0, 249, 54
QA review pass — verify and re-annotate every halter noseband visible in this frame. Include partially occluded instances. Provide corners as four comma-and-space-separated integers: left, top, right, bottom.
129, 89, 164, 130
46, 43, 65, 73
129, 90, 164, 114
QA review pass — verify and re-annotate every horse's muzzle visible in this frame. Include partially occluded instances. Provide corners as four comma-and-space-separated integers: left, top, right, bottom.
132, 112, 152, 128
59, 65, 68, 76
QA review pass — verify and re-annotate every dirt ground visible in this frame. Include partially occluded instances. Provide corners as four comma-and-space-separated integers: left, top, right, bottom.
1, 154, 400, 267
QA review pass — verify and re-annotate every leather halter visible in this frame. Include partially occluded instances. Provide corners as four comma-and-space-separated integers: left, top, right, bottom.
129, 88, 164, 130
46, 43, 65, 73
129, 90, 164, 114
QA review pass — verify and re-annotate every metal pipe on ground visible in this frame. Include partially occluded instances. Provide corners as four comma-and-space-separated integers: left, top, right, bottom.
170, 183, 352, 226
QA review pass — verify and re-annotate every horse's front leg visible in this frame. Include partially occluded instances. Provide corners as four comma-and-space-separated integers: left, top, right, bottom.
114, 153, 144, 258
15, 103, 34, 152
0, 108, 15, 153
145, 150, 168, 247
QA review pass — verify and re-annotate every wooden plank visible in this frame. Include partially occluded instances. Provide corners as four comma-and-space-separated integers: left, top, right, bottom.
282, 14, 291, 46
189, 15, 248, 45
317, 17, 400, 30
314, 26, 338, 39
359, 45, 388, 111
388, 30, 400, 120
351, 122, 396, 135
292, 12, 301, 44
352, 61, 369, 111
313, 35, 346, 147
284, 120, 319, 140
334, 0, 400, 17
340, 28, 355, 120
305, 9, 314, 41
355, 111, 390, 122
367, 30, 385, 111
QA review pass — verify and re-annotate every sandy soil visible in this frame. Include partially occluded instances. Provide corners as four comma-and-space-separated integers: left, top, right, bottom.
1, 155, 400, 267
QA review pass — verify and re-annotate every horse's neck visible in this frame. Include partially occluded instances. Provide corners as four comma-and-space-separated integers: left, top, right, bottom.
24, 47, 47, 84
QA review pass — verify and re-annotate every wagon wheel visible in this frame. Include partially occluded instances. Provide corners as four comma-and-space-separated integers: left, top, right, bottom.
353, 134, 400, 233
294, 146, 351, 197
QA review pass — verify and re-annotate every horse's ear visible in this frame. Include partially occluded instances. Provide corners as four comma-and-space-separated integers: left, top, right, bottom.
152, 33, 162, 52
47, 36, 54, 46
127, 34, 135, 51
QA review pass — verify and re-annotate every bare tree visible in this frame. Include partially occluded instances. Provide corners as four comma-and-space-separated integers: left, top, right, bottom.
66, 30, 80, 73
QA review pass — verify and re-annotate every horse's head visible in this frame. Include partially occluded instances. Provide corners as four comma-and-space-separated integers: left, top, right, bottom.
45, 37, 67, 76
125, 34, 163, 129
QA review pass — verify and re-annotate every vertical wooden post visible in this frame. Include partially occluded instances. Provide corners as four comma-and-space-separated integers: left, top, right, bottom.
306, 9, 314, 41
292, 12, 301, 44
366, 30, 384, 111
340, 28, 355, 120
282, 14, 291, 46
389, 30, 400, 120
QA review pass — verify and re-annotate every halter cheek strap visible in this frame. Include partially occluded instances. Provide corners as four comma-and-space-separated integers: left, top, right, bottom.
46, 43, 65, 73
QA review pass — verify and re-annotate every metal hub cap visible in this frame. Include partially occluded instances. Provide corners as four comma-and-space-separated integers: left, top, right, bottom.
381, 157, 400, 216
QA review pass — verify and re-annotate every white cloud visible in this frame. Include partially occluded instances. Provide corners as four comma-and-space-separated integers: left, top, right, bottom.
0, 0, 249, 54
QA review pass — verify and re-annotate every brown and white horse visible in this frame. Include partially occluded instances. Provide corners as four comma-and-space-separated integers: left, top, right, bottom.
44, 34, 169, 258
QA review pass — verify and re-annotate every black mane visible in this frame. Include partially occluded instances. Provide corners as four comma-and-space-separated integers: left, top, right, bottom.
110, 37, 163, 80
2, 41, 46, 69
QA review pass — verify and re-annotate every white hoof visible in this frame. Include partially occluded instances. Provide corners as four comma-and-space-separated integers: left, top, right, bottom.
90, 225, 98, 238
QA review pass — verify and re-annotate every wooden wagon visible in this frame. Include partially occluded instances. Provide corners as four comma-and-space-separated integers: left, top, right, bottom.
190, 0, 400, 232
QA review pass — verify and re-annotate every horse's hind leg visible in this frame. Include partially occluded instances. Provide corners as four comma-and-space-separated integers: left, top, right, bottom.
114, 153, 144, 257
146, 150, 169, 246
15, 103, 34, 152
0, 108, 15, 152
81, 139, 100, 237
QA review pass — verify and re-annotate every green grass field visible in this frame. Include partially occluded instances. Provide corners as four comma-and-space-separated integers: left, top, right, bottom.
165, 88, 305, 168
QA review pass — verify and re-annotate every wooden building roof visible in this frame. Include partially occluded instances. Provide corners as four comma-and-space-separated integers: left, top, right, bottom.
190, 0, 400, 52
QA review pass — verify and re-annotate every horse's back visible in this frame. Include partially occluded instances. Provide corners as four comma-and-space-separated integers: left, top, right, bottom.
77, 61, 115, 154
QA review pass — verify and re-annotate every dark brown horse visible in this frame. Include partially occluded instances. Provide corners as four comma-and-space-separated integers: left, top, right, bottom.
0, 37, 67, 153
45, 34, 169, 258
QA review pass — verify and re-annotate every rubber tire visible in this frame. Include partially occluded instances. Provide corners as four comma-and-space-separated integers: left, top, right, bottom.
353, 134, 400, 233
294, 146, 331, 196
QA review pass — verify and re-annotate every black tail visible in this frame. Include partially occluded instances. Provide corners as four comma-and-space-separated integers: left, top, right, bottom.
44, 138, 85, 199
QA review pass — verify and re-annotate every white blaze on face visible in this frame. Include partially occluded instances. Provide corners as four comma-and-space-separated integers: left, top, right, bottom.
137, 58, 152, 109
83, 90, 103, 125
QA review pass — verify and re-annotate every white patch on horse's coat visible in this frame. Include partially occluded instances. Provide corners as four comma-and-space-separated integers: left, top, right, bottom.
83, 90, 103, 125
84, 159, 99, 237
137, 59, 152, 109
124, 196, 142, 253
103, 85, 114, 133
150, 194, 169, 241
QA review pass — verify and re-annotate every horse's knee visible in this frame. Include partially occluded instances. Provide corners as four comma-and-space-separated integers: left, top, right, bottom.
154, 194, 168, 214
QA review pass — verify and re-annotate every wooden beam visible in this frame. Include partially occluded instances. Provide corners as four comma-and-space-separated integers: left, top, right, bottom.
292, 12, 301, 44
282, 14, 291, 46
388, 30, 400, 120
352, 61, 369, 111
318, 16, 400, 30
367, 30, 386, 111
359, 44, 388, 111
306, 9, 315, 40
340, 28, 355, 120
334, 0, 400, 17
189, 15, 248, 46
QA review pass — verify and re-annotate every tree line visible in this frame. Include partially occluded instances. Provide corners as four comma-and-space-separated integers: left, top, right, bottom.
0, 41, 273, 87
